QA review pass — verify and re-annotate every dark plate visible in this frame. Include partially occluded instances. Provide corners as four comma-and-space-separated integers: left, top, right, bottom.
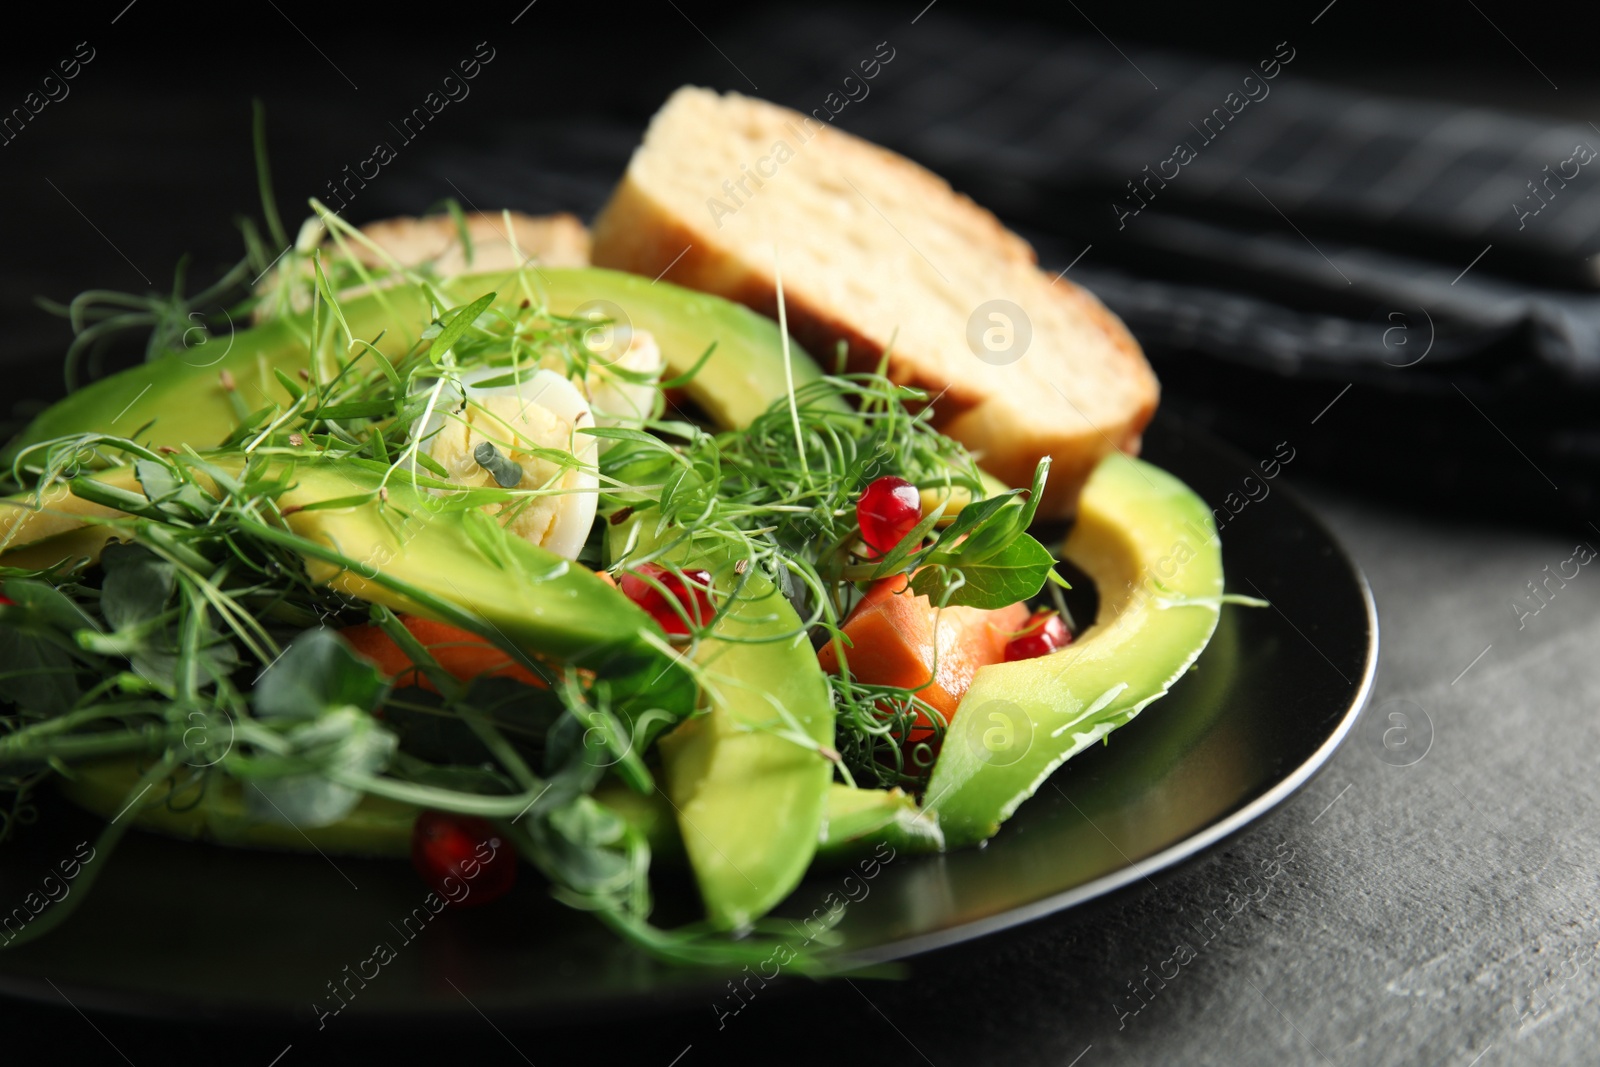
0, 413, 1376, 1023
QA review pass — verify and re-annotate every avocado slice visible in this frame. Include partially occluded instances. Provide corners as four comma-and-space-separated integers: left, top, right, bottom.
55, 757, 420, 857
0, 458, 690, 701
926, 453, 1224, 846
54, 764, 936, 869
608, 516, 835, 931
595, 780, 943, 865
816, 782, 943, 862
6, 267, 831, 461
54, 500, 839, 929
654, 601, 833, 930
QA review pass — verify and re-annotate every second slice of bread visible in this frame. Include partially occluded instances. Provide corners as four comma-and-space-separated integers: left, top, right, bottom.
352, 211, 591, 274
590, 87, 1158, 518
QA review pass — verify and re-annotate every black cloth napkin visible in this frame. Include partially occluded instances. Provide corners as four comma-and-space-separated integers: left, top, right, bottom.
684, 7, 1600, 524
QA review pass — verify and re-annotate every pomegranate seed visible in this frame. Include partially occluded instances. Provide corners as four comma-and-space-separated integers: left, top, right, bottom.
857, 476, 923, 557
410, 810, 517, 907
1004, 610, 1072, 662
620, 563, 714, 635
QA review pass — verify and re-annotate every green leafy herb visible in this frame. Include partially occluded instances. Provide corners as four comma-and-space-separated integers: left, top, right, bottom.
910, 533, 1057, 610
428, 291, 496, 364
1, 189, 1068, 970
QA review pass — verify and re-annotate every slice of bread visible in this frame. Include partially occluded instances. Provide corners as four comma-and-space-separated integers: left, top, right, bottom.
590, 87, 1157, 518
351, 210, 590, 273
256, 211, 590, 319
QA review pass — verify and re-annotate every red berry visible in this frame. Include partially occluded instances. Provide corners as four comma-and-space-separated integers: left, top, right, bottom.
857, 476, 922, 557
1004, 610, 1072, 662
0, 595, 12, 607
620, 563, 714, 635
410, 810, 517, 907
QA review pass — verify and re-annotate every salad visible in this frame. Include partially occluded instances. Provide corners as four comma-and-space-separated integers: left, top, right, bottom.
0, 193, 1230, 971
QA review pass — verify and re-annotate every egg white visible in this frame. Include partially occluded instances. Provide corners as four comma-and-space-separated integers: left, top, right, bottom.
584, 329, 665, 433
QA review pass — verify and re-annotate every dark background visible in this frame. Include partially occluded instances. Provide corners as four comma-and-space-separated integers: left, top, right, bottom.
4, 1, 1600, 1063
7, 0, 1600, 523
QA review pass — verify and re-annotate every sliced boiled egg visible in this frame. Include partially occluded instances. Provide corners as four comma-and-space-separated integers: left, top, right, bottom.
583, 329, 665, 431
414, 366, 599, 560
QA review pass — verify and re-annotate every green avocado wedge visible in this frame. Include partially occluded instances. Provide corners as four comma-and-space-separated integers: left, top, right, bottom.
655, 614, 832, 931
926, 453, 1225, 847
0, 457, 690, 704
5, 267, 830, 463
608, 516, 835, 931
607, 780, 943, 866
56, 757, 421, 857
54, 765, 935, 868
816, 782, 943, 863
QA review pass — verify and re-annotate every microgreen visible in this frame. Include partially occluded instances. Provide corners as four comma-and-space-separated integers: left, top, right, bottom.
601, 371, 1055, 789
0, 439, 811, 970
2, 162, 1063, 968
473, 441, 525, 489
